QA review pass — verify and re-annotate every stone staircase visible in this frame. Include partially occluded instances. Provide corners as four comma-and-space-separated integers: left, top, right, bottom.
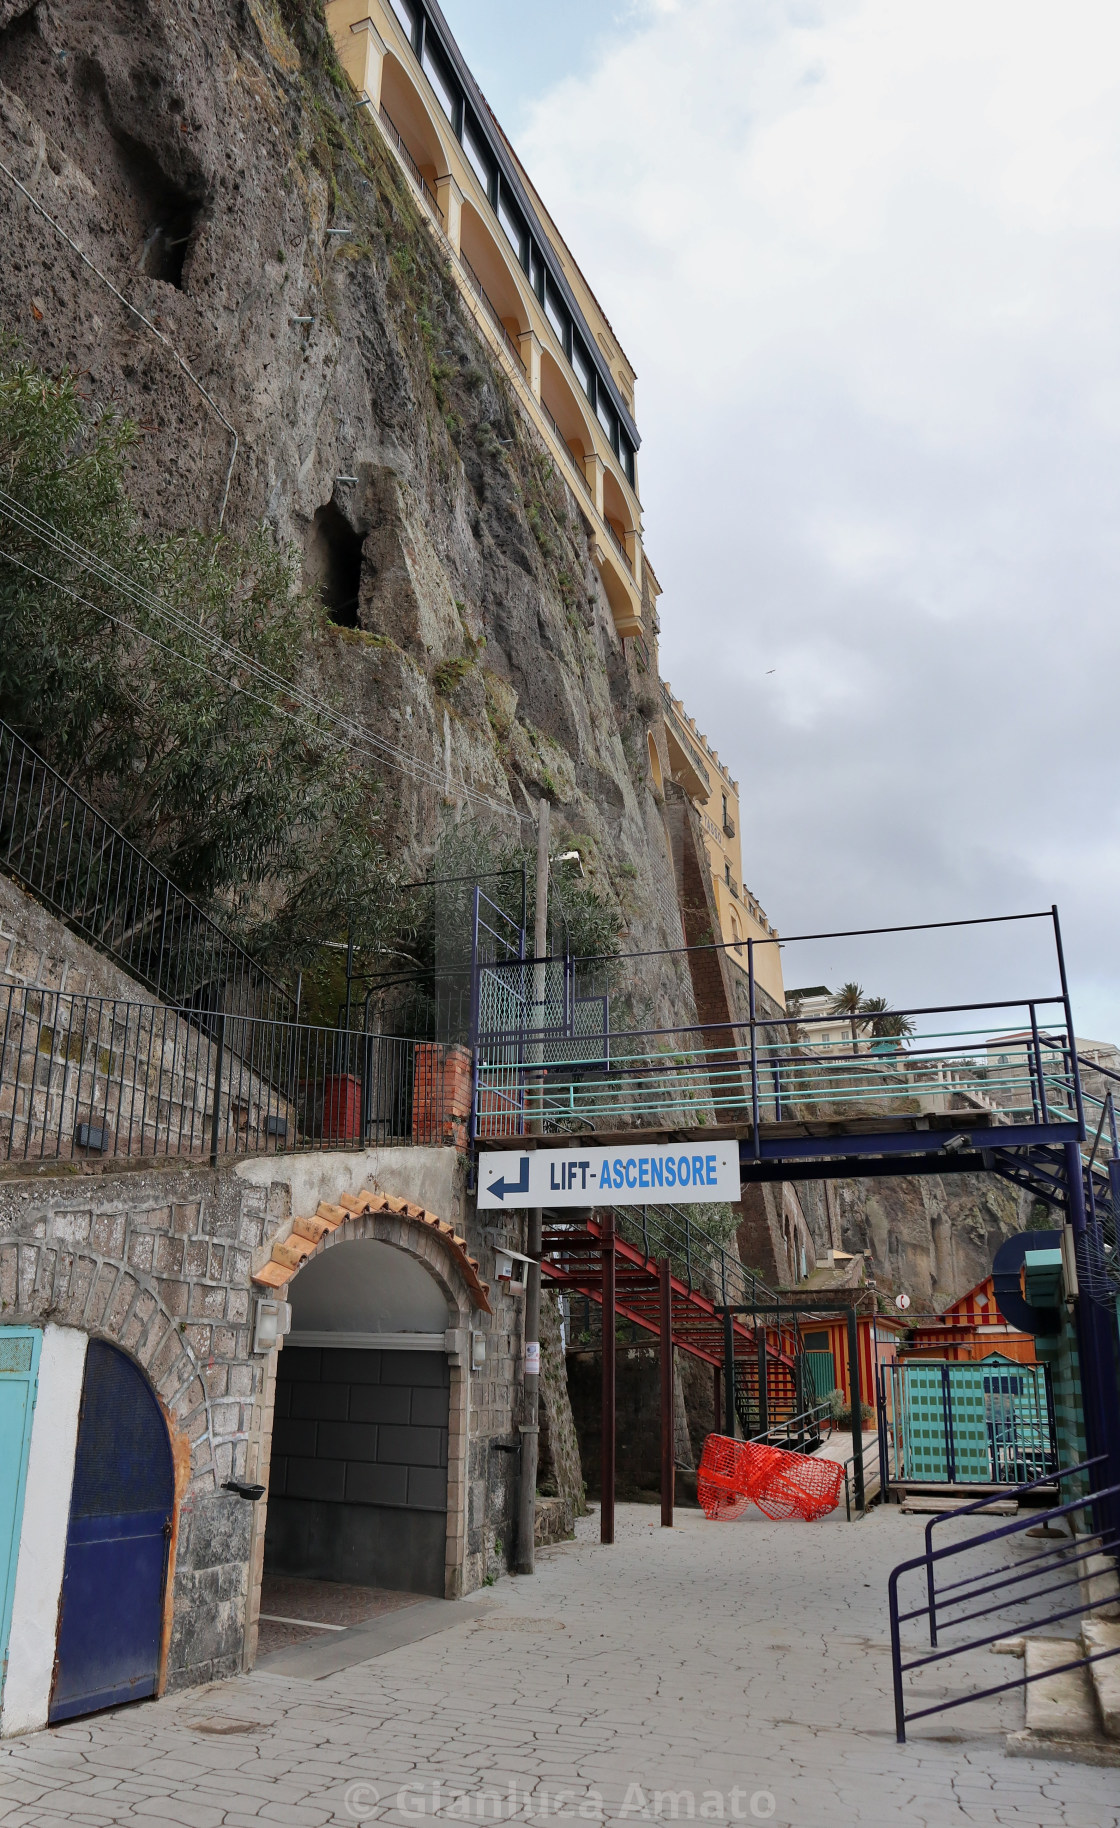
1007, 1557, 1120, 1763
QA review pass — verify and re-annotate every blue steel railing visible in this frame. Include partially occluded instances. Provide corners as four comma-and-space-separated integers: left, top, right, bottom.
888, 1460, 1120, 1741
470, 908, 1086, 1144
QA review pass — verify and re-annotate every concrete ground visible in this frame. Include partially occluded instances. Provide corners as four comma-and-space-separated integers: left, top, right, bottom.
1, 1500, 1117, 1828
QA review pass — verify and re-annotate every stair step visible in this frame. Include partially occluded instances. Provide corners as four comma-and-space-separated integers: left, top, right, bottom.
1080, 1550, 1120, 1620
1024, 1639, 1098, 1739
1082, 1619, 1120, 1738
899, 1495, 1017, 1516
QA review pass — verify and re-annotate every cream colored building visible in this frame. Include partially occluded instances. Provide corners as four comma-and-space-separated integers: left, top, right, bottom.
326, 0, 650, 641
659, 683, 784, 1008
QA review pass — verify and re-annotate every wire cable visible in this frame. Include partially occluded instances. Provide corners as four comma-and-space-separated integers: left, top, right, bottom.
0, 533, 526, 823
0, 154, 239, 529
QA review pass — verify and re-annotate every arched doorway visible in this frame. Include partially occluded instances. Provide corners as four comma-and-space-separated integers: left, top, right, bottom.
265, 1239, 453, 1599
49, 1341, 173, 1724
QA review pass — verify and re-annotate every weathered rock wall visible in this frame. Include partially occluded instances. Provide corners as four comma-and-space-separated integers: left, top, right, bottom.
735, 1171, 1039, 1311
0, 0, 690, 1019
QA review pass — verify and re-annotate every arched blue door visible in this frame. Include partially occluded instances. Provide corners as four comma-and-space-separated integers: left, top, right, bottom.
49, 1342, 174, 1723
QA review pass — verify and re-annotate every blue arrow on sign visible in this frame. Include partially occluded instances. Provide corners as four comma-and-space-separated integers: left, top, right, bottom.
487, 1157, 530, 1202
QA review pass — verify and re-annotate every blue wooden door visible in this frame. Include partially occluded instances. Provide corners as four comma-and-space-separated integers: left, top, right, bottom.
0, 1329, 41, 1698
49, 1342, 173, 1723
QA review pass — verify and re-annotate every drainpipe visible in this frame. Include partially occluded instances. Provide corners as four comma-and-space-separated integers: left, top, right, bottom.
515, 797, 549, 1574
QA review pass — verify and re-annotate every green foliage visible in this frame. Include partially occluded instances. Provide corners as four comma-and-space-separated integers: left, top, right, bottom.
0, 358, 392, 975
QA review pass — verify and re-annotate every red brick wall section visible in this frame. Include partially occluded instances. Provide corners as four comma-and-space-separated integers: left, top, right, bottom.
412, 1043, 472, 1149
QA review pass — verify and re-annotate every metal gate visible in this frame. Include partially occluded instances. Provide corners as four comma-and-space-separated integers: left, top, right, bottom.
49, 1341, 174, 1723
0, 1329, 41, 1696
881, 1358, 1055, 1486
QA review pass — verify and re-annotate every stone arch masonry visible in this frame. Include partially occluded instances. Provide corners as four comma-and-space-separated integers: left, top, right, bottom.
0, 1146, 543, 1695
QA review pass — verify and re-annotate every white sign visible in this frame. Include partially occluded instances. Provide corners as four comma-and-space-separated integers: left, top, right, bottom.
476, 1143, 740, 1209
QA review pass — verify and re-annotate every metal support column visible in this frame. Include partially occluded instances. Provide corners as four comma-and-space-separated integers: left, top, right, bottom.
756, 1326, 769, 1437
1066, 1140, 1120, 1538
713, 1366, 722, 1438
660, 1259, 674, 1528
723, 1308, 736, 1437
847, 1306, 866, 1514
601, 1210, 616, 1545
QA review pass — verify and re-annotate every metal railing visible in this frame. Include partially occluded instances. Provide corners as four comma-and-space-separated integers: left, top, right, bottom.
378, 103, 444, 224
605, 521, 633, 573
613, 1200, 780, 1315
887, 1459, 1120, 1741
0, 720, 292, 1024
747, 1398, 833, 1456
457, 250, 526, 374
879, 1359, 1056, 1488
0, 984, 464, 1165
471, 911, 1086, 1144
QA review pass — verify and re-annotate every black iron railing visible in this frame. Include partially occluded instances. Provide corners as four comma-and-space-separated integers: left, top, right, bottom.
888, 1458, 1120, 1741
377, 103, 443, 223
0, 721, 292, 1024
0, 984, 465, 1165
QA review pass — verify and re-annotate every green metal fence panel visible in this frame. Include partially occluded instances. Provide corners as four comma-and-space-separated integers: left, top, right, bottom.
889, 1358, 1055, 1485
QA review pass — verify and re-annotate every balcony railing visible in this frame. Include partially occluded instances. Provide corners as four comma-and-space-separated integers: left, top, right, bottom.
661, 689, 713, 797
377, 103, 444, 226
605, 521, 633, 573
456, 250, 526, 375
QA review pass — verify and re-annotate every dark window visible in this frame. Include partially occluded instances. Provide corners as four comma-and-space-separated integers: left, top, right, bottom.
462, 112, 494, 199
572, 336, 595, 403
620, 434, 636, 486
388, 0, 417, 45
544, 278, 569, 351
422, 35, 459, 128
497, 182, 528, 268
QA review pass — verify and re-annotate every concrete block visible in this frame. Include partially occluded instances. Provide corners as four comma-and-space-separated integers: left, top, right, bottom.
1025, 1638, 1099, 1739
1082, 1619, 1120, 1737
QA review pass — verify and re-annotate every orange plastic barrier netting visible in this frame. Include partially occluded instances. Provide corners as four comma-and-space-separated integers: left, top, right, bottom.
697, 1433, 845, 1522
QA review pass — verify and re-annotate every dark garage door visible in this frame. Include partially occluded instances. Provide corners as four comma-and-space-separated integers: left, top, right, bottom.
265, 1347, 449, 1597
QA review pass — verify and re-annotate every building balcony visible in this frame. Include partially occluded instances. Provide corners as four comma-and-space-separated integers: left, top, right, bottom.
661, 691, 712, 802
331, 0, 647, 639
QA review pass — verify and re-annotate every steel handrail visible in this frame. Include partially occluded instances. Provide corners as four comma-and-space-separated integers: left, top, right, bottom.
887, 1473, 1120, 1741
922, 1454, 1104, 1644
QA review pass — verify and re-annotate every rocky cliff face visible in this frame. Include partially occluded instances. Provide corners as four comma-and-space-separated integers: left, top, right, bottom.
742, 1171, 1042, 1311
0, 0, 686, 984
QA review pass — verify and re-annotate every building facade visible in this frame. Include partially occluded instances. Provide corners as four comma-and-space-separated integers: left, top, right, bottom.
659, 682, 784, 1008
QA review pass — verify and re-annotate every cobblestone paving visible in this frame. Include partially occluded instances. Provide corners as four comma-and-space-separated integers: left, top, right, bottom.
1, 1503, 1116, 1828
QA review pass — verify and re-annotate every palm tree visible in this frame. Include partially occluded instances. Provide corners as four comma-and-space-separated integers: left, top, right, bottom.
829, 981, 865, 1052
860, 995, 915, 1042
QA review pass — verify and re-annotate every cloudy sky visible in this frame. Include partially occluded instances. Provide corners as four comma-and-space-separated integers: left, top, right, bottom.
443, 0, 1120, 1037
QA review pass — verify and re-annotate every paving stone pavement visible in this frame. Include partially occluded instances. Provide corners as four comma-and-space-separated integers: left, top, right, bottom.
1, 1502, 1117, 1828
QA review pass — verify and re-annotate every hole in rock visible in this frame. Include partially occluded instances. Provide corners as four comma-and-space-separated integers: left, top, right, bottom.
306, 503, 364, 628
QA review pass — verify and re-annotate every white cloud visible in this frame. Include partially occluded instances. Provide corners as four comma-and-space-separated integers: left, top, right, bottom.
515, 0, 1120, 1034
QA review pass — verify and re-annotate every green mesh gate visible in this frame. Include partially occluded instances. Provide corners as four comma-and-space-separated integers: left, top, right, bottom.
885, 1359, 1055, 1485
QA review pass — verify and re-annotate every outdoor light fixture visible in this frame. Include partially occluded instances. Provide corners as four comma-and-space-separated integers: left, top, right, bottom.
941, 1133, 972, 1154
253, 1298, 292, 1354
472, 1331, 487, 1369
223, 1480, 266, 1502
75, 1123, 111, 1152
